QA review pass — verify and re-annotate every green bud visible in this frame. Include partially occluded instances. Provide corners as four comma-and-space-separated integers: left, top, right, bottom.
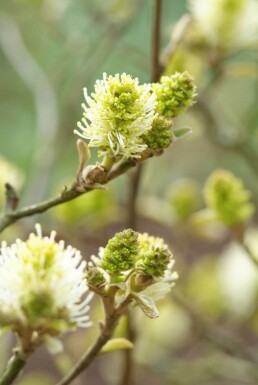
141, 116, 173, 149
137, 234, 173, 278
152, 71, 197, 119
100, 229, 139, 274
87, 267, 107, 287
166, 178, 202, 221
204, 169, 255, 226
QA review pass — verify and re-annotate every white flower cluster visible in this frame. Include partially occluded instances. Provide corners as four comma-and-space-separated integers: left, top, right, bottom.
75, 73, 157, 160
0, 225, 92, 336
188, 0, 258, 48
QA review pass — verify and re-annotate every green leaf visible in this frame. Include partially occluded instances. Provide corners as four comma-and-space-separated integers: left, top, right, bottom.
131, 293, 159, 318
100, 338, 134, 354
172, 127, 192, 141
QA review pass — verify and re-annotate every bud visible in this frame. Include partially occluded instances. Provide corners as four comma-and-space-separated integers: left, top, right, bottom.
86, 266, 107, 288
204, 169, 255, 226
166, 178, 202, 221
137, 233, 174, 278
141, 116, 173, 149
100, 229, 139, 274
152, 71, 197, 119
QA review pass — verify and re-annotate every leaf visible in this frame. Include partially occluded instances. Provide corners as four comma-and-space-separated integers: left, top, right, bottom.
131, 293, 159, 319
172, 127, 192, 141
44, 335, 63, 354
100, 338, 134, 354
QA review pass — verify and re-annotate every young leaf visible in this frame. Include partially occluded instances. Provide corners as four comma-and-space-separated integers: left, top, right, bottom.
100, 338, 134, 354
131, 293, 159, 318
172, 127, 192, 141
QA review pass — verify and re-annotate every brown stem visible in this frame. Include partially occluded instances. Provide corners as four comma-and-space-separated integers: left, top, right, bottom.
56, 319, 118, 385
0, 157, 140, 234
122, 2, 164, 385
127, 166, 143, 230
56, 294, 133, 385
151, 0, 163, 83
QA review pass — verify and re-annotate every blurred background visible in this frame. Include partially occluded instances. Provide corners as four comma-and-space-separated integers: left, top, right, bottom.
0, 0, 258, 384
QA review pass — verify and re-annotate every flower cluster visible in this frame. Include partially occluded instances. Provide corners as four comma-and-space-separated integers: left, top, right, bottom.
76, 72, 196, 163
87, 229, 177, 304
0, 225, 92, 350
141, 116, 173, 150
204, 169, 255, 226
188, 0, 258, 49
152, 72, 197, 119
100, 229, 139, 274
75, 73, 156, 160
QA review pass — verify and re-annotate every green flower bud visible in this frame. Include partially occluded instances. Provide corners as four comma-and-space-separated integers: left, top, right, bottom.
87, 267, 107, 287
100, 229, 139, 274
141, 116, 173, 149
137, 234, 173, 278
166, 178, 202, 221
204, 169, 255, 226
152, 71, 197, 119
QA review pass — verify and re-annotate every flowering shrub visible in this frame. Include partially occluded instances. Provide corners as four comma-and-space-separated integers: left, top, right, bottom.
0, 1, 257, 385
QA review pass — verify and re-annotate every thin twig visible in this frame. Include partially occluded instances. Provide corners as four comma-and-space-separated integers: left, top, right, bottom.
0, 352, 26, 385
56, 295, 133, 385
0, 157, 139, 234
151, 0, 163, 83
122, 2, 164, 385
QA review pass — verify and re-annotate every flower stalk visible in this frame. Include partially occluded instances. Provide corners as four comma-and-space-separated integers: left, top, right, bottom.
0, 350, 27, 385
56, 293, 133, 385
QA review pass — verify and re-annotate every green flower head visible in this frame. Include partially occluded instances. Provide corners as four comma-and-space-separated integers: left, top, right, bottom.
99, 229, 139, 274
136, 233, 174, 278
152, 71, 197, 119
141, 116, 173, 149
86, 266, 107, 288
167, 178, 202, 221
204, 169, 255, 226
75, 73, 157, 160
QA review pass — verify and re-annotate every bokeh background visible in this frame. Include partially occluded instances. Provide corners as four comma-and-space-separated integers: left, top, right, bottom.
0, 0, 258, 384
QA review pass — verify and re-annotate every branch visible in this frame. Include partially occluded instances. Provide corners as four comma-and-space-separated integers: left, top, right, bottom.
0, 352, 26, 385
56, 295, 133, 385
122, 1, 164, 384
151, 0, 163, 83
0, 155, 151, 234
